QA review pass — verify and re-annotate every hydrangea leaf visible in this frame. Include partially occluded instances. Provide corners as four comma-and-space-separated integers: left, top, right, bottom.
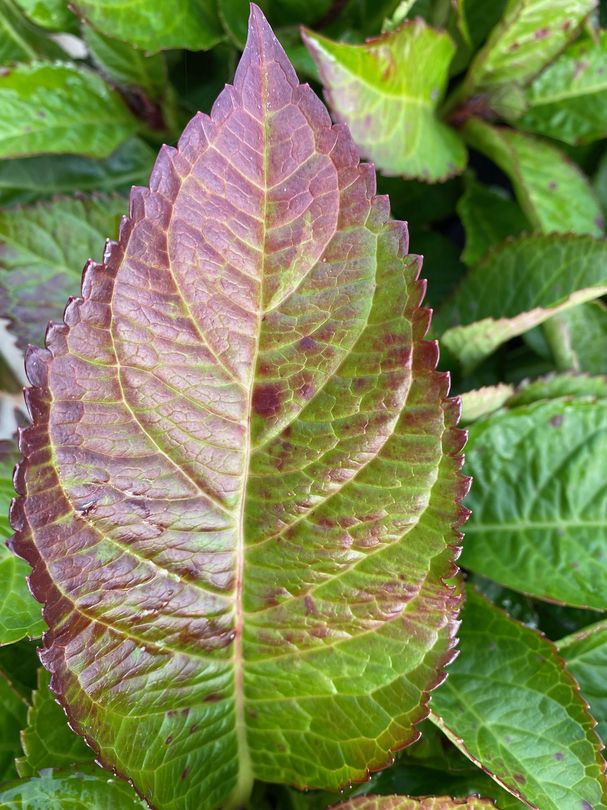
507, 372, 607, 406
13, 0, 78, 32
11, 8, 466, 810
430, 587, 607, 810
459, 385, 515, 424
16, 667, 93, 777
0, 63, 139, 160
558, 620, 607, 743
544, 301, 607, 374
461, 398, 607, 609
72, 0, 224, 53
0, 640, 38, 700
218, 0, 333, 48
331, 797, 495, 809
511, 32, 607, 145
302, 21, 467, 182
0, 194, 126, 350
435, 234, 607, 371
0, 769, 147, 809
0, 673, 28, 780
463, 119, 604, 236
0, 0, 65, 62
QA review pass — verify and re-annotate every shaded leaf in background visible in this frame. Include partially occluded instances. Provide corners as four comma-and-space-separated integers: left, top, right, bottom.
218, 0, 333, 48
331, 796, 496, 809
378, 176, 462, 228
0, 640, 38, 700
462, 397, 607, 609
411, 230, 466, 308
16, 667, 93, 777
558, 620, 607, 742
73, 0, 224, 53
303, 20, 467, 181
0, 769, 148, 808
0, 139, 154, 206
507, 371, 607, 406
455, 0, 508, 52
0, 63, 139, 160
544, 301, 607, 373
13, 0, 78, 31
459, 384, 515, 424
0, 194, 126, 349
0, 675, 27, 780
436, 234, 607, 371
0, 0, 64, 62
463, 118, 604, 236
12, 9, 466, 810
431, 587, 607, 810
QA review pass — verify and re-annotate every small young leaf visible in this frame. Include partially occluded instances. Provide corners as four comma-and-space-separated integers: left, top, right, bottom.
463, 119, 604, 236
430, 587, 607, 810
436, 234, 607, 371
513, 32, 607, 145
558, 620, 607, 742
331, 797, 495, 809
459, 384, 515, 424
0, 193, 126, 349
16, 668, 93, 777
303, 20, 467, 181
0, 769, 147, 808
462, 398, 607, 609
0, 674, 28, 780
13, 0, 78, 32
0, 0, 65, 62
73, 0, 224, 53
12, 8, 466, 810
0, 63, 139, 160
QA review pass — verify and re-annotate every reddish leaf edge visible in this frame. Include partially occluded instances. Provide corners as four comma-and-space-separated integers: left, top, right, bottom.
8, 5, 470, 805
328, 796, 497, 809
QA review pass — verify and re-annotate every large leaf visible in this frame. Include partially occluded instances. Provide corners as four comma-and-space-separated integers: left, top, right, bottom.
463, 119, 604, 236
0, 674, 28, 780
11, 8, 466, 810
435, 234, 607, 371
73, 0, 224, 53
543, 301, 607, 374
0, 769, 147, 808
16, 668, 93, 777
0, 193, 126, 349
0, 0, 65, 62
0, 63, 139, 160
558, 620, 607, 742
302, 21, 467, 182
461, 397, 607, 609
512, 32, 607, 145
430, 587, 607, 810
331, 797, 495, 809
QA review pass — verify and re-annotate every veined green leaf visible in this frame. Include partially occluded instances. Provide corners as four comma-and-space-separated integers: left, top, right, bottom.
0, 62, 139, 160
13, 0, 78, 32
462, 398, 607, 609
460, 384, 515, 424
11, 9, 466, 810
0, 193, 126, 349
0, 0, 65, 62
543, 301, 607, 374
331, 797, 495, 809
0, 769, 147, 808
558, 620, 607, 742
454, 0, 508, 51
0, 674, 28, 780
463, 118, 603, 236
430, 587, 607, 810
436, 234, 607, 371
507, 372, 607, 406
302, 20, 467, 182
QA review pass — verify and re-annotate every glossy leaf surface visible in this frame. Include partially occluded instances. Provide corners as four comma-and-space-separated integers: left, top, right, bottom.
462, 398, 607, 609
558, 621, 607, 742
431, 587, 607, 810
0, 63, 139, 160
303, 21, 467, 181
12, 8, 465, 810
0, 194, 126, 349
0, 769, 147, 809
331, 797, 495, 809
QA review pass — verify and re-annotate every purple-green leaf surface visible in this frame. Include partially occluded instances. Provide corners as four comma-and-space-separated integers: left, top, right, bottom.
10, 7, 466, 810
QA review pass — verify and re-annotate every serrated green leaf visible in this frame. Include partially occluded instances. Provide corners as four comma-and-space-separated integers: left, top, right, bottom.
436, 234, 607, 371
0, 769, 147, 808
511, 32, 607, 145
73, 0, 224, 53
303, 21, 467, 182
457, 175, 530, 265
13, 0, 78, 32
460, 384, 515, 424
430, 586, 607, 810
0, 674, 28, 781
463, 118, 603, 236
0, 62, 139, 160
0, 0, 65, 62
16, 668, 93, 777
462, 398, 607, 609
0, 194, 126, 349
544, 301, 607, 374
331, 797, 495, 809
0, 139, 154, 205
508, 372, 607, 406
558, 620, 607, 743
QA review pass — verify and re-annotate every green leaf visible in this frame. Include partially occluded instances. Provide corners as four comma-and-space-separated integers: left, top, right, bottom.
411, 230, 466, 308
302, 20, 467, 181
544, 301, 607, 374
13, 0, 78, 31
512, 32, 607, 145
0, 139, 154, 205
558, 620, 607, 742
330, 797, 495, 809
0, 0, 65, 62
594, 146, 607, 217
13, 10, 467, 810
378, 176, 462, 228
0, 769, 147, 808
0, 440, 45, 644
460, 384, 515, 424
463, 118, 604, 236
0, 674, 28, 781
455, 0, 509, 52
457, 174, 530, 265
219, 0, 333, 48
0, 62, 139, 160
436, 234, 607, 371
74, 0, 224, 53
461, 397, 607, 609
0, 640, 39, 700
16, 668, 93, 777
0, 193, 127, 349
507, 372, 607, 406
430, 587, 607, 810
